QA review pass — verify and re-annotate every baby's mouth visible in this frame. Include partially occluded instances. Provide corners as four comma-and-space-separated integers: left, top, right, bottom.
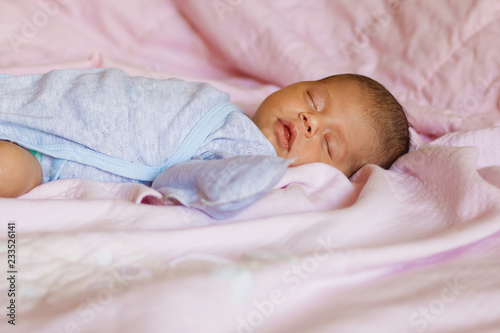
276, 119, 297, 152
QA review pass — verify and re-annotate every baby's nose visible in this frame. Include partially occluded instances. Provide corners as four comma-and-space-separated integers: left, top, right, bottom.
300, 112, 321, 138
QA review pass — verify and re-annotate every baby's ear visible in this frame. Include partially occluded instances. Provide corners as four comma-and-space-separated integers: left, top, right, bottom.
151, 155, 292, 219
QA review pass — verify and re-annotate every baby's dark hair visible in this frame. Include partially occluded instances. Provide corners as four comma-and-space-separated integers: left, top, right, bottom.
322, 74, 410, 173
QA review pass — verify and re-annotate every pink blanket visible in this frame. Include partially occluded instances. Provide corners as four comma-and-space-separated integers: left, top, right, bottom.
1, 1, 500, 332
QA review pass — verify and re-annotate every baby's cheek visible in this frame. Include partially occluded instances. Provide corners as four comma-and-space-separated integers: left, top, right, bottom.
291, 147, 319, 166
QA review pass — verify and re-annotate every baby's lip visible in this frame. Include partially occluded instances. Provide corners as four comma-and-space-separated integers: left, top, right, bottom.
276, 119, 297, 152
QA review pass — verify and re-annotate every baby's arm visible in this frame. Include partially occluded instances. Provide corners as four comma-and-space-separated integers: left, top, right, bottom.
0, 141, 43, 197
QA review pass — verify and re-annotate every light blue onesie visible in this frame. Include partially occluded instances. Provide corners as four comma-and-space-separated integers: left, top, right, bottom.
0, 69, 291, 218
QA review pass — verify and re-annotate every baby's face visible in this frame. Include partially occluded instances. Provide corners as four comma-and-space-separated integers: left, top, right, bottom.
252, 77, 378, 177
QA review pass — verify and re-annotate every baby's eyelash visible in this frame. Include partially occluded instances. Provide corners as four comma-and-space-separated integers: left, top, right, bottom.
325, 137, 331, 157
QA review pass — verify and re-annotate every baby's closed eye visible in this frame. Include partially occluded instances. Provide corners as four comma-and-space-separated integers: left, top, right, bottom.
307, 91, 319, 111
323, 132, 334, 159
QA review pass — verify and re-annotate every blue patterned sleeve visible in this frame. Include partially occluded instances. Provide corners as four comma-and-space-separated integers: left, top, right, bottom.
151, 155, 292, 219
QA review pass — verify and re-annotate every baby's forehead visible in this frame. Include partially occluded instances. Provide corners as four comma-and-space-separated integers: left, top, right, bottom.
317, 76, 371, 112
317, 75, 365, 94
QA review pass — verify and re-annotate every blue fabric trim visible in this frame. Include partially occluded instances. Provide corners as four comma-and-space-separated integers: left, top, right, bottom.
164, 102, 242, 168
51, 159, 68, 182
0, 101, 239, 182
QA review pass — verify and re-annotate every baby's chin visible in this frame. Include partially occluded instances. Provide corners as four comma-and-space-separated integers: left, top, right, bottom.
275, 149, 301, 167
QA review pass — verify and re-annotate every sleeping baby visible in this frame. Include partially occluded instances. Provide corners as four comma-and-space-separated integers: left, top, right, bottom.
0, 68, 409, 217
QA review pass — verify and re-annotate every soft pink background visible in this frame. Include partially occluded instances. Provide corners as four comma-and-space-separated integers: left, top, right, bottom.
1, 1, 499, 332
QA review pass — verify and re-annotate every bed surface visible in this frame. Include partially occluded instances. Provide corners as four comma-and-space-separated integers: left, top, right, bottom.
1, 1, 500, 332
